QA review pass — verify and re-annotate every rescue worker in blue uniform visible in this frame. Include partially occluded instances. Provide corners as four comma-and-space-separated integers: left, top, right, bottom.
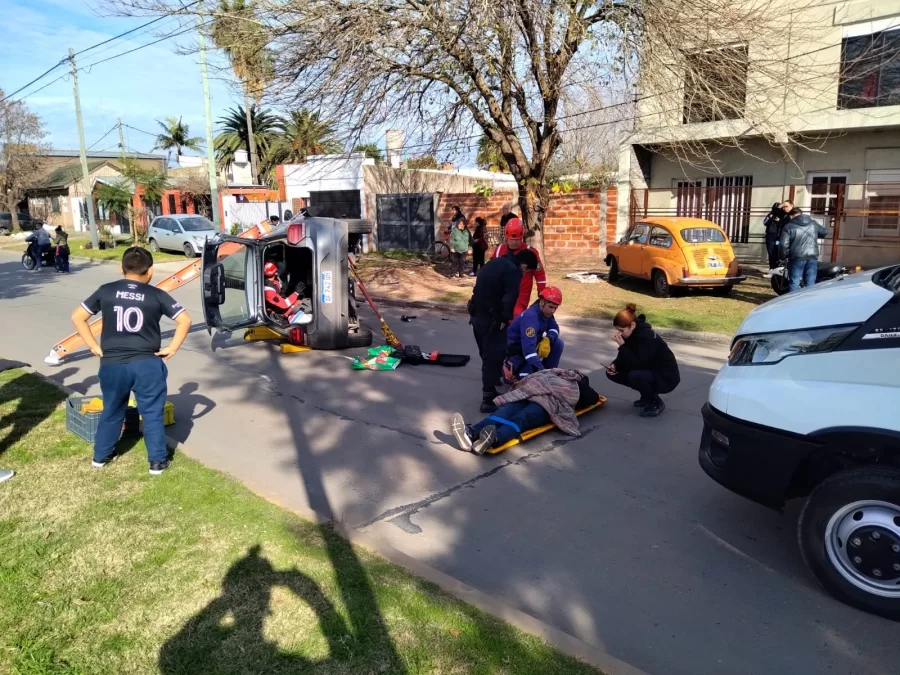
504, 286, 564, 382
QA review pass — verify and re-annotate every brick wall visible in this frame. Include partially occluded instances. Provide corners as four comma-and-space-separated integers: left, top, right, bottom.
437, 187, 617, 266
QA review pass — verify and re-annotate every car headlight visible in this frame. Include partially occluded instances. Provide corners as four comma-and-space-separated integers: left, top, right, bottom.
728, 325, 858, 366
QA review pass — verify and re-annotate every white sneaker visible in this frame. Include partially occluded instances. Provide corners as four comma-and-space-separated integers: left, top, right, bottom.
0, 468, 14, 483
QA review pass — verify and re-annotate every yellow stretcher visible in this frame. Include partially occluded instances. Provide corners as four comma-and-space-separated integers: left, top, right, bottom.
486, 396, 607, 454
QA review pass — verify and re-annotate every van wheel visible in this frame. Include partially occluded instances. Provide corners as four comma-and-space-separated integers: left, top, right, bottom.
348, 325, 374, 348
652, 270, 670, 297
607, 257, 619, 282
798, 467, 900, 620
149, 239, 160, 253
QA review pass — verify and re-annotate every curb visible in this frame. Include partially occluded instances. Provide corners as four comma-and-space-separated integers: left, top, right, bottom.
371, 296, 733, 346
12, 361, 650, 675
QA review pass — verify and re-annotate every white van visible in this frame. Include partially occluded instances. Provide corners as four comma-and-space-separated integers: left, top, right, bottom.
699, 263, 900, 619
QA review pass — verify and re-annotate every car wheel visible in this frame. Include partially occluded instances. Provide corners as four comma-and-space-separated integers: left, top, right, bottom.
713, 284, 734, 297
607, 257, 619, 282
149, 239, 160, 253
652, 269, 670, 297
183, 243, 196, 258
347, 325, 374, 348
771, 273, 789, 296
798, 467, 900, 620
0, 227, 10, 236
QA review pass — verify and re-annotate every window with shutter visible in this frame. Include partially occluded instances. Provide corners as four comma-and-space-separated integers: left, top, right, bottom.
865, 169, 900, 237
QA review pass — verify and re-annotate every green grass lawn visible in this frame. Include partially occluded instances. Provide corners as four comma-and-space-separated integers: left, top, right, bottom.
68, 237, 185, 263
0, 369, 600, 675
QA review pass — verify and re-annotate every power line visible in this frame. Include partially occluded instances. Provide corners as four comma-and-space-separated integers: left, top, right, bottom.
87, 125, 119, 150
124, 123, 159, 138
0, 60, 68, 104
71, 2, 201, 58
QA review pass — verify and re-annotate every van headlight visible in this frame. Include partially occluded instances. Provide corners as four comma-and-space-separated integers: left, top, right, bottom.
728, 325, 858, 366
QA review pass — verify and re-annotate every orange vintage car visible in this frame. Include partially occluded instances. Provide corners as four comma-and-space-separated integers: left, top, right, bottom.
605, 217, 747, 297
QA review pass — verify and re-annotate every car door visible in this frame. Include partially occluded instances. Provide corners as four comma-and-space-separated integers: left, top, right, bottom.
201, 234, 264, 334
149, 217, 170, 250
645, 226, 677, 277
169, 219, 189, 253
618, 223, 650, 278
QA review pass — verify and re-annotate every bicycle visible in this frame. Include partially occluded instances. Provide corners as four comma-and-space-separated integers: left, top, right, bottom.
429, 222, 453, 264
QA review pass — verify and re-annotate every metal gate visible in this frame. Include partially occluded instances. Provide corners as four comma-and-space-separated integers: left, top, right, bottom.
376, 194, 434, 253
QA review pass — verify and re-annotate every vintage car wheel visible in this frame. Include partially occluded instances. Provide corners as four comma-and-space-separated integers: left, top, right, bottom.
652, 269, 670, 297
712, 284, 734, 297
607, 257, 620, 282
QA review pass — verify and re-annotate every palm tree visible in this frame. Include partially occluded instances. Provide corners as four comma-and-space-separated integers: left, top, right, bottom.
266, 110, 342, 165
153, 117, 204, 163
353, 143, 384, 162
476, 135, 509, 173
214, 105, 282, 178
210, 0, 273, 184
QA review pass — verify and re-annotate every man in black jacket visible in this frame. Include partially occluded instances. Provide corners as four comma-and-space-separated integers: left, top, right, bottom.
763, 200, 792, 271
468, 247, 538, 412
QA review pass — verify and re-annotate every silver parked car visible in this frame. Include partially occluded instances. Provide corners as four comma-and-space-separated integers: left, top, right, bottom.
147, 213, 218, 257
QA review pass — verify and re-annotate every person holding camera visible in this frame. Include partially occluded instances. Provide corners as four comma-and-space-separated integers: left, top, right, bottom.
763, 200, 792, 272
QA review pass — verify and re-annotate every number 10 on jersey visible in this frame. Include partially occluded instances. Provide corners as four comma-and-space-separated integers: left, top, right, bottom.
114, 306, 144, 333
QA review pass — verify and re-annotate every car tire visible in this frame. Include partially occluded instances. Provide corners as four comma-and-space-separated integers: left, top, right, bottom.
713, 284, 734, 297
607, 257, 619, 282
149, 239, 160, 253
183, 243, 196, 258
345, 219, 374, 235
797, 467, 900, 621
652, 269, 670, 297
347, 324, 374, 348
0, 227, 10, 236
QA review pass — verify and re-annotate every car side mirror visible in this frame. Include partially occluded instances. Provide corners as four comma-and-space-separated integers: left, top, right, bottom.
203, 263, 226, 305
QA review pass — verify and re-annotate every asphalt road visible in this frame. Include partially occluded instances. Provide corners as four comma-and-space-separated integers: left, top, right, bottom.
1, 251, 898, 675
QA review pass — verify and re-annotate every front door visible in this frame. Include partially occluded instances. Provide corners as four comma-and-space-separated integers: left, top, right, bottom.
201, 235, 263, 334
619, 223, 651, 277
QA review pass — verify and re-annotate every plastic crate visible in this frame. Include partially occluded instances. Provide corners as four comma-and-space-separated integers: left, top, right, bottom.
65, 396, 140, 444
128, 398, 175, 426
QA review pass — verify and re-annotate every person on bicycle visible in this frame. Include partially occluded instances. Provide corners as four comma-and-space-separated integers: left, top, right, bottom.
491, 218, 547, 317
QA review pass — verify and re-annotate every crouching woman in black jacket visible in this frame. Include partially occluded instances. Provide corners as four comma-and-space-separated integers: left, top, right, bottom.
606, 303, 680, 417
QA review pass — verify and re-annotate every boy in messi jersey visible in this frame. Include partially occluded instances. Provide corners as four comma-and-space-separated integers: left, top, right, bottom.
71, 247, 191, 475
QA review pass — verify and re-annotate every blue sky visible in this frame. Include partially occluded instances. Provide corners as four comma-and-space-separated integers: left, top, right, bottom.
0, 0, 239, 159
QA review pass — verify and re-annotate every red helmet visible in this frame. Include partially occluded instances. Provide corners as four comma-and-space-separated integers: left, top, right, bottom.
540, 286, 563, 305
264, 261, 278, 278
504, 218, 525, 239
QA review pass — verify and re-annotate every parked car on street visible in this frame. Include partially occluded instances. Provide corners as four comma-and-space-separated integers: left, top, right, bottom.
699, 263, 900, 619
0, 212, 37, 235
148, 214, 218, 257
605, 217, 747, 297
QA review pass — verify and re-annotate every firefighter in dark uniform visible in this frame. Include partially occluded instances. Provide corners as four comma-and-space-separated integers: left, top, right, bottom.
468, 247, 539, 412
504, 286, 565, 382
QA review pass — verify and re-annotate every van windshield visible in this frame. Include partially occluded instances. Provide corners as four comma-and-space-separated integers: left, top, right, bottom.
681, 227, 726, 243
874, 264, 900, 293
179, 217, 216, 232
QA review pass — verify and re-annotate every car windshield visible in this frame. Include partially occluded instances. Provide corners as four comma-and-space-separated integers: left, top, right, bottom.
874, 264, 900, 294
681, 227, 726, 243
179, 217, 215, 232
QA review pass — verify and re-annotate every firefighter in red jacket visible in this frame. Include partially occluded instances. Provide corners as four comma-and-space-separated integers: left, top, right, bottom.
264, 262, 310, 323
492, 217, 546, 317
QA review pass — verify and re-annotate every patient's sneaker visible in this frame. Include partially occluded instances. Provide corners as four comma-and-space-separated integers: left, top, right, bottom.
451, 413, 474, 451
472, 426, 497, 455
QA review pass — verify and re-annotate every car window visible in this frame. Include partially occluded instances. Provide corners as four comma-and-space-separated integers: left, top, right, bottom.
152, 218, 170, 231
648, 226, 673, 248
179, 216, 215, 232
682, 227, 726, 243
630, 224, 650, 245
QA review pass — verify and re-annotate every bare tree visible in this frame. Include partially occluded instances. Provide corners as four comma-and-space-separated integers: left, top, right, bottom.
104, 0, 845, 247
0, 91, 47, 230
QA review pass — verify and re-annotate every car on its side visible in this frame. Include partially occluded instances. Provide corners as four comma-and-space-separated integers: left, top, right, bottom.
605, 217, 747, 297
148, 213, 218, 257
699, 263, 900, 619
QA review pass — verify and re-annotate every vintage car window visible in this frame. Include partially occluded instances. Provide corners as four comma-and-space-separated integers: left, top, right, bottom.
681, 227, 726, 243
630, 224, 650, 244
649, 226, 673, 248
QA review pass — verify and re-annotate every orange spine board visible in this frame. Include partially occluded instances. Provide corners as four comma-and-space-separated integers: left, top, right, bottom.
47, 223, 271, 362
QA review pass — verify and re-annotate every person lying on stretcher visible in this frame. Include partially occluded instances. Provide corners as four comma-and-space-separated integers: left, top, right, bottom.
264, 261, 312, 325
451, 368, 600, 455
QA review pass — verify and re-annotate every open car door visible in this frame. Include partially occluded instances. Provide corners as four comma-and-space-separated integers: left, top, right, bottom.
201, 234, 263, 334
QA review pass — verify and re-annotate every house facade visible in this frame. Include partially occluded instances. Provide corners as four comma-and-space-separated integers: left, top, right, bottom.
616, 0, 900, 268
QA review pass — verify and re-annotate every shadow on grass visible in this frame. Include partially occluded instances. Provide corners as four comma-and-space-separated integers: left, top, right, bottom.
0, 371, 67, 458
158, 544, 352, 674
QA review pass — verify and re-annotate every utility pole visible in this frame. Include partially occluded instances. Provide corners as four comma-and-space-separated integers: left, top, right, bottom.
197, 12, 221, 228
117, 117, 126, 157
69, 48, 99, 249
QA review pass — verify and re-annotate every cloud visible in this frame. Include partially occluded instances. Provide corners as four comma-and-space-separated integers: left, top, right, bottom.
1, 0, 237, 154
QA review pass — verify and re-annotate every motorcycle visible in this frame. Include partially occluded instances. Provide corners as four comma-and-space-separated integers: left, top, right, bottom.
770, 259, 854, 295
22, 241, 61, 272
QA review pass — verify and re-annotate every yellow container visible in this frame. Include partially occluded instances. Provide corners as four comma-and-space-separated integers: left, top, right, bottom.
127, 398, 176, 426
